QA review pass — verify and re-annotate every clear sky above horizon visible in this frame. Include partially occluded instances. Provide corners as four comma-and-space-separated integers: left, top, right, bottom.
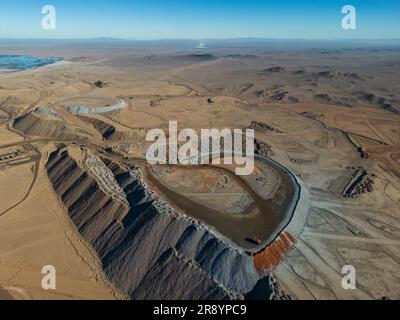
0, 0, 399, 40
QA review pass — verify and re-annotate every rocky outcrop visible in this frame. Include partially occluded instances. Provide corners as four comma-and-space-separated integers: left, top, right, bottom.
45, 147, 260, 299
78, 116, 140, 141
259, 66, 285, 74
79, 116, 116, 140
13, 108, 89, 140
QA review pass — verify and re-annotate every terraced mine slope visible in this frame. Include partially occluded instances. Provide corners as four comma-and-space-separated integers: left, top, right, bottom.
46, 146, 260, 299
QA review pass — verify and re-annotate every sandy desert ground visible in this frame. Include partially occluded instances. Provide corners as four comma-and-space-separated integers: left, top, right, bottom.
0, 39, 399, 300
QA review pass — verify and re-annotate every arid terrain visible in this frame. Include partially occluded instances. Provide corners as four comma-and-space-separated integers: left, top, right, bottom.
0, 39, 399, 300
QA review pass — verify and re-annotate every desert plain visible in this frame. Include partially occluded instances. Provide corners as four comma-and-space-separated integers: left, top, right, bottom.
0, 39, 399, 300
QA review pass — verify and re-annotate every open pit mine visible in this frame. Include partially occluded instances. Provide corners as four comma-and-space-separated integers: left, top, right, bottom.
0, 89, 308, 300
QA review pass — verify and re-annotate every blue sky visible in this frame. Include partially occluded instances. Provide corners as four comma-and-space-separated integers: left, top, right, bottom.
0, 0, 399, 39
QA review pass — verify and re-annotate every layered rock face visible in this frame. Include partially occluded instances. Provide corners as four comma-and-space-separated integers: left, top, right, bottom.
13, 108, 89, 140
45, 147, 260, 299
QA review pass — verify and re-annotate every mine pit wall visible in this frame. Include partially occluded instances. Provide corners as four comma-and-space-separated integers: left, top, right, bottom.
45, 149, 260, 299
280, 176, 310, 240
251, 158, 311, 276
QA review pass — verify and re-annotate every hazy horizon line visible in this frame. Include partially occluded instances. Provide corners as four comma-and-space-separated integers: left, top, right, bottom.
1, 37, 400, 42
